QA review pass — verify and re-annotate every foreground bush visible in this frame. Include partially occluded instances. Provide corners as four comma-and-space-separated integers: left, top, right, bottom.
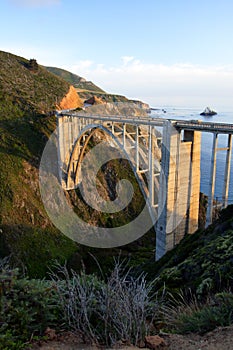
0, 258, 61, 349
50, 260, 161, 346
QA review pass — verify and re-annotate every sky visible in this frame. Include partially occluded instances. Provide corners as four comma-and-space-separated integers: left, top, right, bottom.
1, 0, 233, 110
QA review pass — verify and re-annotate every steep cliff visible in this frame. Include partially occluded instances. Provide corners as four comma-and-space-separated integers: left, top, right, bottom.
58, 85, 83, 110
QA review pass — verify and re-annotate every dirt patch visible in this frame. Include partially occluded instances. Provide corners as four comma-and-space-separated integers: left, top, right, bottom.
29, 326, 233, 350
162, 326, 233, 350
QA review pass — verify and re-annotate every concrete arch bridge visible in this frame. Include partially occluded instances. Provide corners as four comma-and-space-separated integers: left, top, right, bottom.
57, 112, 233, 260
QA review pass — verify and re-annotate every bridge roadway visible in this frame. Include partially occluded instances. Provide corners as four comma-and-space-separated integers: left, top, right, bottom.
61, 112, 233, 133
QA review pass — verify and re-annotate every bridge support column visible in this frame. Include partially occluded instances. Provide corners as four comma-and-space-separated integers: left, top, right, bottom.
222, 134, 232, 208
57, 115, 68, 187
156, 121, 201, 260
206, 133, 218, 227
149, 126, 155, 207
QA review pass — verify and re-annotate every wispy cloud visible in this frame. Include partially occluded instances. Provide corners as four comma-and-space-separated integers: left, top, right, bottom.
121, 56, 134, 66
10, 0, 60, 7
68, 58, 233, 109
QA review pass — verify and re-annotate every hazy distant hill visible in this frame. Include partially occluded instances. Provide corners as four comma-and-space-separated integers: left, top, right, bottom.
45, 66, 105, 94
45, 66, 150, 110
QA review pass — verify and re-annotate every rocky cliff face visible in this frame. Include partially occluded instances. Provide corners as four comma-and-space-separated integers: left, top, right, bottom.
58, 86, 83, 110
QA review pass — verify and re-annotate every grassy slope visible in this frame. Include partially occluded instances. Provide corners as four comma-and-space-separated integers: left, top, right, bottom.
0, 51, 71, 115
0, 51, 79, 277
142, 205, 233, 295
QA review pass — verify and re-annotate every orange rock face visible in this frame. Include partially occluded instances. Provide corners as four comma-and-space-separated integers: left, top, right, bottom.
58, 86, 83, 110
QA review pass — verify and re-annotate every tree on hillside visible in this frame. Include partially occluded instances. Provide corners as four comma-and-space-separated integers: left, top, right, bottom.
28, 59, 39, 72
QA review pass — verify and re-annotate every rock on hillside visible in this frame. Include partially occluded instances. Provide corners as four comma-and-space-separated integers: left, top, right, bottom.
58, 85, 82, 110
85, 95, 105, 105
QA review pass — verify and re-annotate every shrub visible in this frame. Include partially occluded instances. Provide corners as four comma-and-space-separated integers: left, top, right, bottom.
162, 290, 233, 334
50, 259, 162, 346
0, 258, 62, 349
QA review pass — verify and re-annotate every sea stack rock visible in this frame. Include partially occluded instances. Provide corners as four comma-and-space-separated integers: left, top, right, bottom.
200, 107, 217, 116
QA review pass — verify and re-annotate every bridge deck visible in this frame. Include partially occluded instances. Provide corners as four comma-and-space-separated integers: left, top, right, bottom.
173, 120, 233, 134
60, 112, 233, 134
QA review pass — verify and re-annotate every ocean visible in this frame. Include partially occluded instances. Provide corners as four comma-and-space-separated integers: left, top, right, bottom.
150, 107, 233, 204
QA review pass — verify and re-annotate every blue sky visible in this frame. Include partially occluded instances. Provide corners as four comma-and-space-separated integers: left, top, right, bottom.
1, 0, 233, 109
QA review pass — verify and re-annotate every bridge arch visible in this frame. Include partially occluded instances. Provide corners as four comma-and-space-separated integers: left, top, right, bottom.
65, 123, 153, 211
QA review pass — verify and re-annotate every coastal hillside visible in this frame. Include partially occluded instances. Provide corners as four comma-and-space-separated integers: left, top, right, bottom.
0, 50, 85, 276
0, 51, 82, 115
0, 50, 154, 277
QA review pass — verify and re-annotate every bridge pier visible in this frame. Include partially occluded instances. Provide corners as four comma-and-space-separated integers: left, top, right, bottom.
206, 133, 218, 227
156, 121, 201, 260
222, 134, 232, 208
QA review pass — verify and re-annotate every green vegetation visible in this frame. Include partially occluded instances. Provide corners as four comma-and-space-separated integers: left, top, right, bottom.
0, 259, 161, 349
0, 51, 70, 116
1, 258, 233, 349
142, 205, 233, 296
0, 259, 62, 349
162, 290, 233, 334
0, 51, 81, 277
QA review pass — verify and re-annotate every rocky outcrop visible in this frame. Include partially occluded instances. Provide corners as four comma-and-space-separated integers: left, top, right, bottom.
58, 86, 83, 110
200, 107, 217, 116
84, 95, 105, 105
83, 101, 148, 117
129, 99, 150, 111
